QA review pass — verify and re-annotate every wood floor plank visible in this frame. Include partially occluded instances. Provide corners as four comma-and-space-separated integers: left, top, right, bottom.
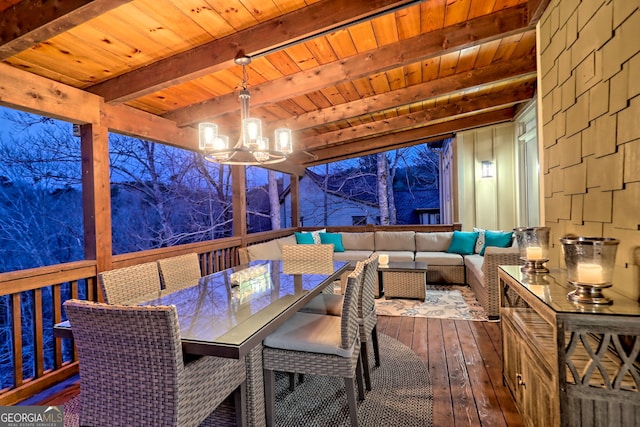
441, 319, 482, 427
426, 318, 455, 426
410, 316, 429, 365
484, 320, 504, 357
380, 314, 402, 339
455, 319, 508, 427
469, 321, 525, 427
397, 316, 416, 349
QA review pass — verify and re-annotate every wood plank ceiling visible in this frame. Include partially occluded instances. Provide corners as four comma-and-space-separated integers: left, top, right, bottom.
0, 0, 543, 170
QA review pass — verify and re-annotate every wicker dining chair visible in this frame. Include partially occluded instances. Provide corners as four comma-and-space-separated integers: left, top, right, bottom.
157, 252, 202, 291
63, 299, 246, 427
262, 262, 365, 427
97, 261, 162, 304
298, 253, 381, 391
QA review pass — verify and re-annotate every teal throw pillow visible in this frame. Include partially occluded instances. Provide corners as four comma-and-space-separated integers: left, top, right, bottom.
446, 231, 479, 255
294, 231, 315, 244
319, 232, 344, 252
480, 230, 513, 255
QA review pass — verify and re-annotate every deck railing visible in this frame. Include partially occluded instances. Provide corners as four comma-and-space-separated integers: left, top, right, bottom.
0, 234, 250, 405
0, 224, 459, 405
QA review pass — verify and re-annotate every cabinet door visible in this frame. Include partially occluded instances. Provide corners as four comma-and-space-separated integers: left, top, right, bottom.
502, 314, 523, 402
521, 350, 559, 427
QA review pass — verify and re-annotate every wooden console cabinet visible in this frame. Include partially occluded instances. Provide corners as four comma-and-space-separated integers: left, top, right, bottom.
499, 266, 640, 427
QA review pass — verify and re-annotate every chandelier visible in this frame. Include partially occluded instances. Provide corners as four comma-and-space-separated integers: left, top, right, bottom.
198, 54, 293, 165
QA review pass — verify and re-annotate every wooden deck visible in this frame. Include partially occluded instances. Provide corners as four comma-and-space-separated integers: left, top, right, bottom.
30, 316, 524, 427
377, 316, 524, 427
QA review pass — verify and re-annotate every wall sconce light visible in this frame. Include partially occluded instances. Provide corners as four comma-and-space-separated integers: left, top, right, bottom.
481, 160, 494, 178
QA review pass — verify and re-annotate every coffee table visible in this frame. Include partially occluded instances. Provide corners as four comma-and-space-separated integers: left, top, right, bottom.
378, 261, 428, 301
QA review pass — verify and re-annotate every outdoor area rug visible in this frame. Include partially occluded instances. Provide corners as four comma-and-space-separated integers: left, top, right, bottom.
375, 284, 489, 321
63, 333, 433, 427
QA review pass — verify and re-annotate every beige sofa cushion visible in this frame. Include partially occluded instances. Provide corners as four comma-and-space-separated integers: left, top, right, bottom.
276, 235, 297, 251
374, 231, 415, 251
334, 251, 372, 262
414, 252, 463, 265
247, 240, 282, 260
374, 250, 414, 262
247, 235, 296, 261
415, 232, 453, 252
341, 232, 375, 251
464, 254, 485, 284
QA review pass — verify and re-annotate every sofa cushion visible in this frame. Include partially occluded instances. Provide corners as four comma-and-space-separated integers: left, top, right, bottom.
374, 250, 414, 262
374, 231, 416, 251
341, 232, 375, 251
311, 228, 326, 244
447, 231, 479, 255
414, 252, 464, 265
319, 232, 344, 252
247, 240, 282, 261
276, 235, 297, 251
295, 231, 315, 244
480, 230, 513, 255
464, 254, 485, 285
415, 232, 453, 252
334, 250, 372, 262
473, 227, 485, 253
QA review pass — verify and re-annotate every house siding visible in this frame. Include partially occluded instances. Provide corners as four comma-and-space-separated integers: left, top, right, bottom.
539, 0, 640, 300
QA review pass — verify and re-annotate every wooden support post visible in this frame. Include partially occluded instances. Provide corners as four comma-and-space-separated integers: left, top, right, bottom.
232, 165, 247, 242
81, 122, 112, 279
290, 174, 300, 228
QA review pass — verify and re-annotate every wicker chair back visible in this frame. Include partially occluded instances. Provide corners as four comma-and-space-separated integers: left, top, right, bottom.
157, 253, 202, 291
98, 261, 161, 304
281, 244, 334, 275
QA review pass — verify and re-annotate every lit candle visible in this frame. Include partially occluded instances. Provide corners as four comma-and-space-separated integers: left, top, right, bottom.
577, 263, 603, 283
526, 246, 543, 260
378, 254, 389, 265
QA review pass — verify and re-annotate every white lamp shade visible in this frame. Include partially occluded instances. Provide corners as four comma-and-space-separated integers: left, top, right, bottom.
254, 137, 270, 161
242, 118, 262, 148
213, 135, 229, 151
199, 123, 218, 150
274, 128, 293, 154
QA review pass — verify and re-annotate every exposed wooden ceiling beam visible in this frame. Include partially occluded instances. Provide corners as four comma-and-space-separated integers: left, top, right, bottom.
0, 0, 133, 59
260, 161, 307, 177
306, 108, 515, 165
166, 4, 531, 127
528, 0, 553, 24
86, 0, 421, 103
278, 54, 536, 131
0, 62, 100, 124
301, 84, 535, 149
102, 103, 196, 150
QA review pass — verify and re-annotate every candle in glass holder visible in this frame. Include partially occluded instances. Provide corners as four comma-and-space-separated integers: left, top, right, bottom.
577, 263, 603, 283
526, 246, 543, 260
378, 254, 389, 265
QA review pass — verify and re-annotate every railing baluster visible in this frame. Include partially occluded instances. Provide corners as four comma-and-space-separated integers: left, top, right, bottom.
33, 288, 44, 378
53, 284, 63, 369
11, 293, 22, 388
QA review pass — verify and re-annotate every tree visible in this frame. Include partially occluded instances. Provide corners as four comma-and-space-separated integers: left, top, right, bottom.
268, 169, 281, 229
377, 152, 390, 225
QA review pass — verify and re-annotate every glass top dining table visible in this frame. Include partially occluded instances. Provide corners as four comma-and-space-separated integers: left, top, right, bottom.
55, 260, 349, 359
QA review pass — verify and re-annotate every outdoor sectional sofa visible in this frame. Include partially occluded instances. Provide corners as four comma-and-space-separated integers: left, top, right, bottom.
238, 228, 521, 320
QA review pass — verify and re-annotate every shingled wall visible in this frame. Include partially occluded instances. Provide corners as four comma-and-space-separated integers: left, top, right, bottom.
539, 0, 640, 300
